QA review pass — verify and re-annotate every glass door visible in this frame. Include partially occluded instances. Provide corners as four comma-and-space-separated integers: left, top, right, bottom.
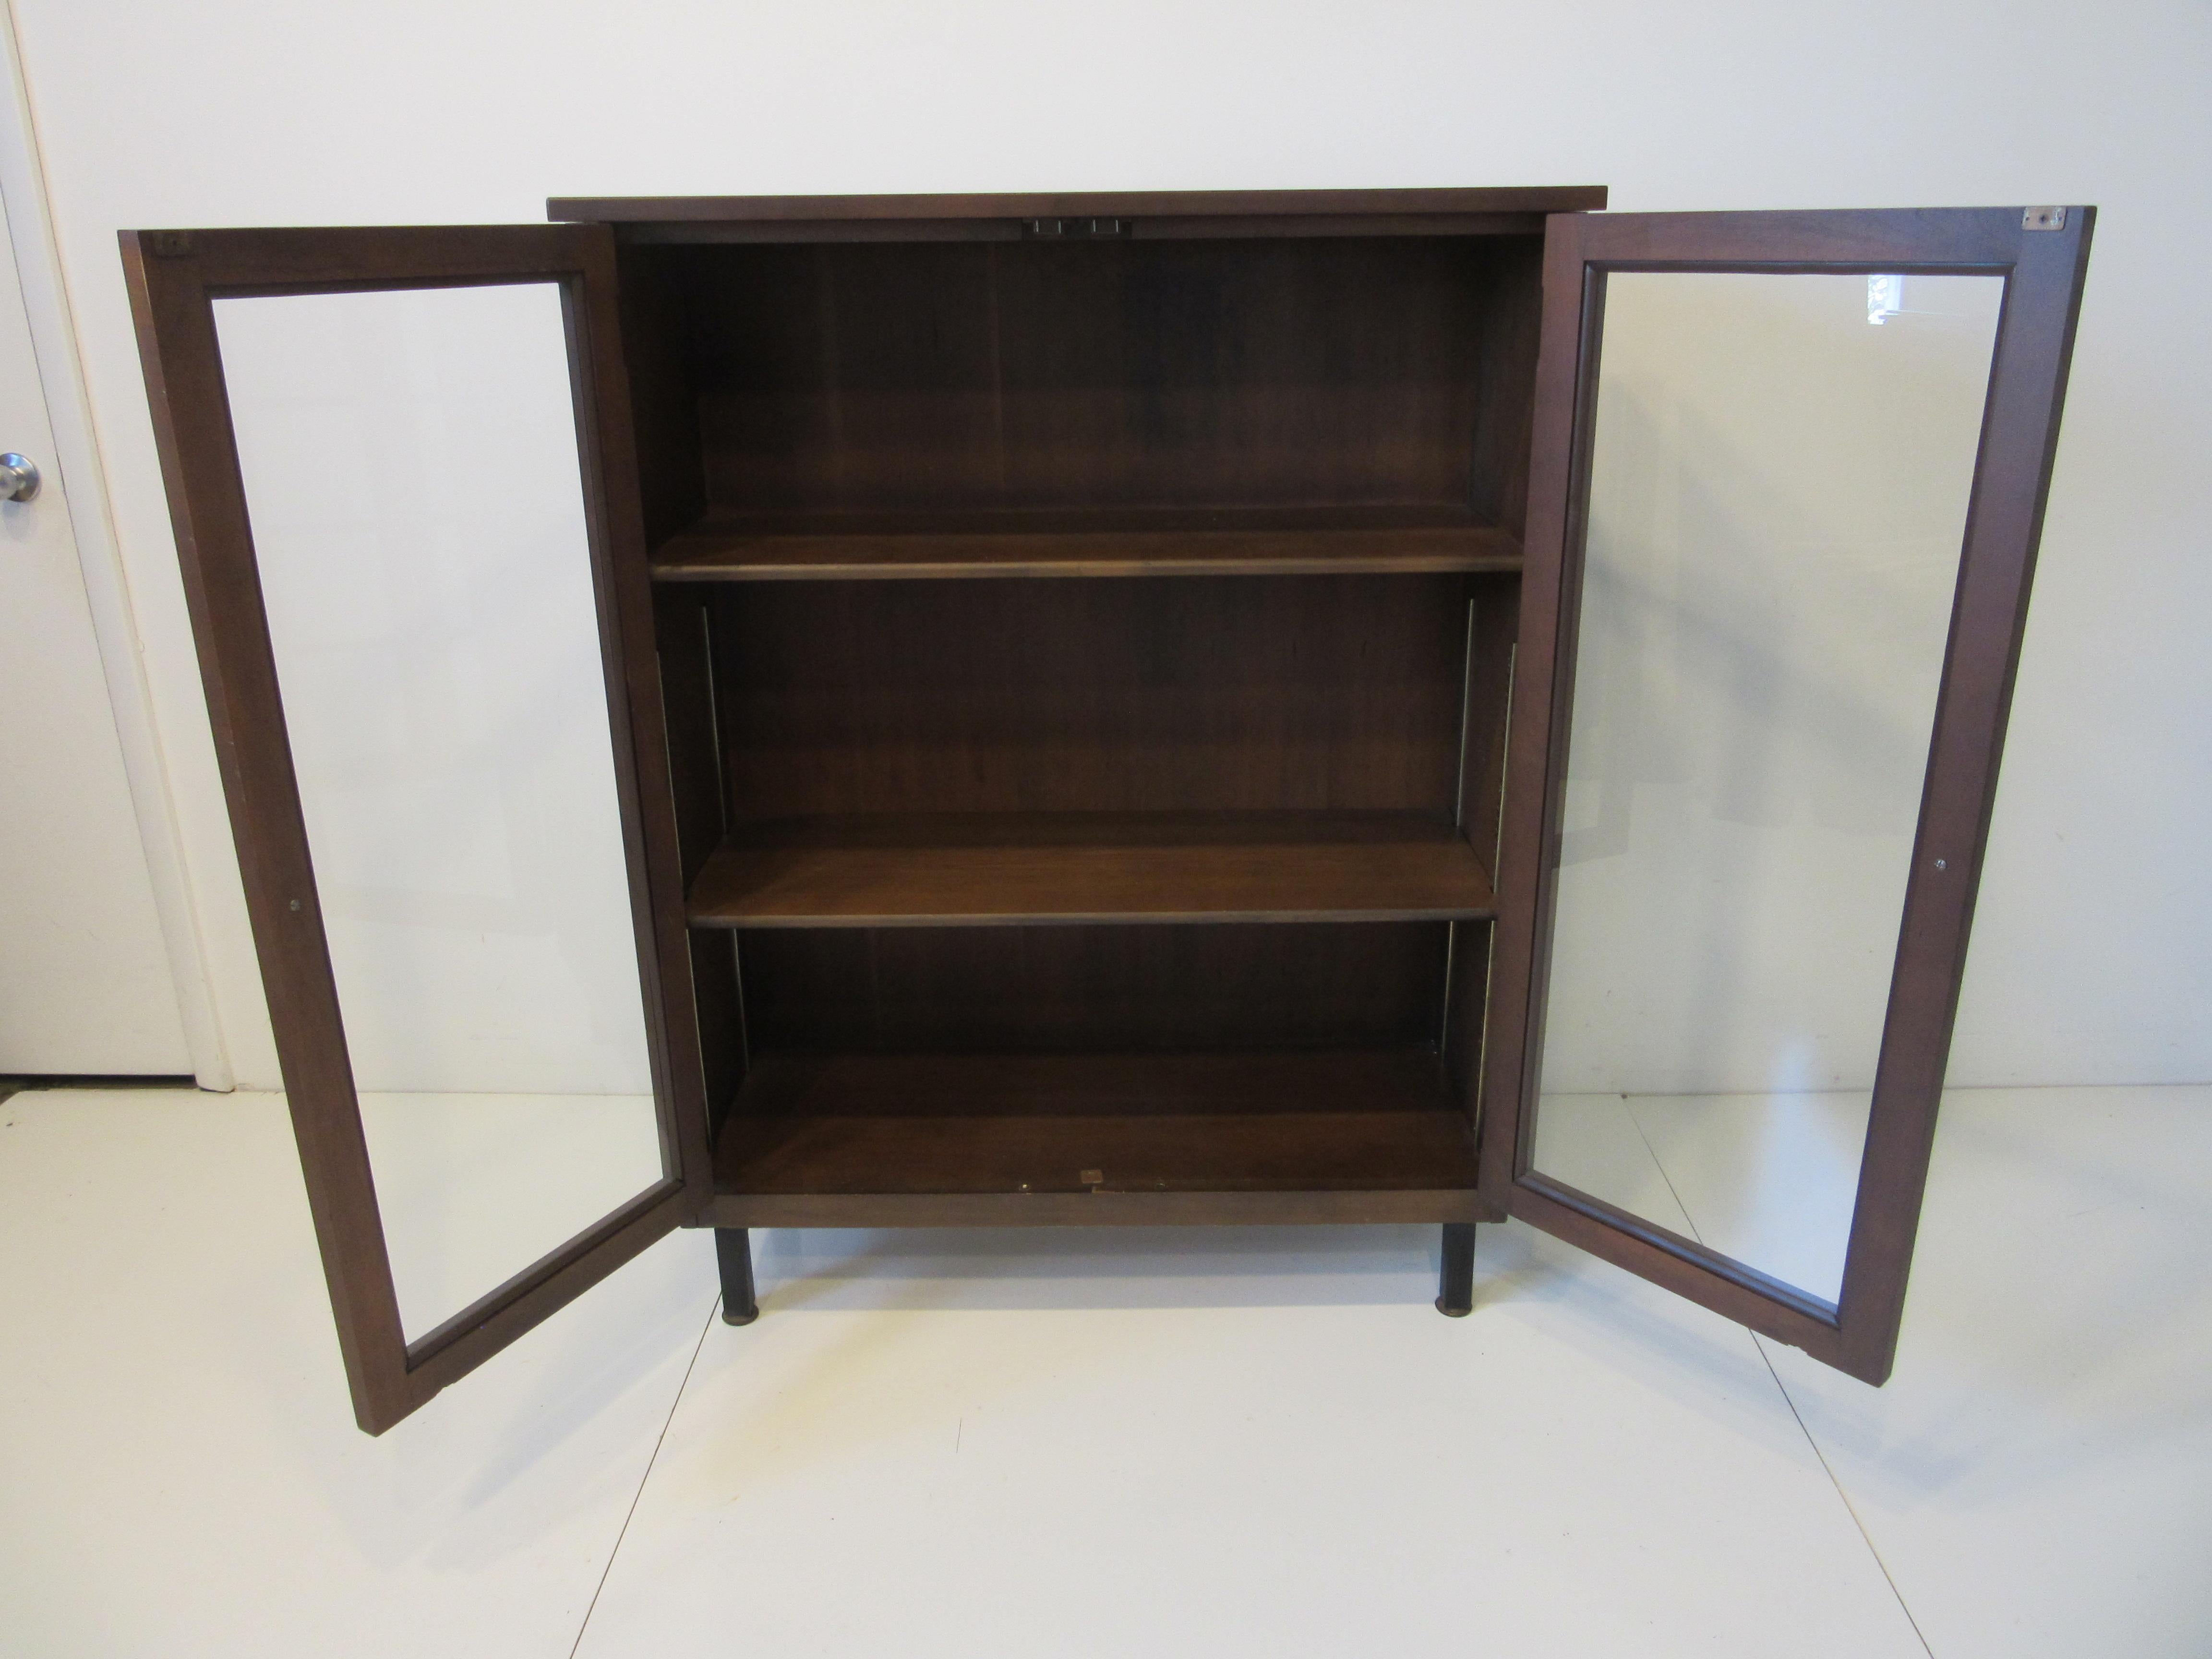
123, 226, 712, 1433
1479, 207, 2093, 1382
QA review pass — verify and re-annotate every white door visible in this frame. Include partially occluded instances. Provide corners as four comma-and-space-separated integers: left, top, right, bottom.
0, 174, 189, 1072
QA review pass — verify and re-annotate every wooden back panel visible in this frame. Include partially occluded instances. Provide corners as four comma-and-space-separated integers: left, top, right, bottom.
738, 921, 1450, 1061
619, 238, 1551, 522
709, 574, 1472, 820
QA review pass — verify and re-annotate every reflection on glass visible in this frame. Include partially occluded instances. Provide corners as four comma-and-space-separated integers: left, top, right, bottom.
216, 284, 667, 1341
1531, 272, 2003, 1304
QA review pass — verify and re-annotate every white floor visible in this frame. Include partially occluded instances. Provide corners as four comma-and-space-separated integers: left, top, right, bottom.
2, 1083, 2208, 1657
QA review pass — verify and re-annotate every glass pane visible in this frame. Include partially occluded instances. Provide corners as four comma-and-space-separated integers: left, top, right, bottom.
215, 283, 667, 1342
1530, 272, 2003, 1305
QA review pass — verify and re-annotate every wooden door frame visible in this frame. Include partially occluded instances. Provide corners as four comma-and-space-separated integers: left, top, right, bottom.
1477, 206, 2095, 1384
120, 224, 714, 1433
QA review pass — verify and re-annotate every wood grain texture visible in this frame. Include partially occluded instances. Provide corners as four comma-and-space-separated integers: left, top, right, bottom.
1459, 573, 1522, 887
739, 921, 1450, 1055
1509, 1175, 1844, 1364
118, 223, 711, 1434
706, 1188, 1481, 1226
552, 186, 1608, 227
649, 587, 747, 1129
731, 1046, 1454, 1118
1468, 237, 1547, 540
714, 1049, 1477, 1199
610, 216, 1559, 246
614, 243, 706, 548
711, 575, 1470, 820
652, 515, 1521, 582
1834, 206, 2098, 1383
724, 1110, 1475, 1194
1482, 204, 2097, 1386
634, 237, 1503, 519
687, 812, 1495, 927
126, 224, 601, 296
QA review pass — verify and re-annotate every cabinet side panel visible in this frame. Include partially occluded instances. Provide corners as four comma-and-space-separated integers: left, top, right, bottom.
616, 245, 707, 548
1469, 238, 1546, 539
1443, 919, 1493, 1127
1459, 572, 1521, 886
651, 587, 745, 1128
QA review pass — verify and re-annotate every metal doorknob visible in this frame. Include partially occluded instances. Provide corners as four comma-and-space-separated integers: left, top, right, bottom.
0, 453, 37, 502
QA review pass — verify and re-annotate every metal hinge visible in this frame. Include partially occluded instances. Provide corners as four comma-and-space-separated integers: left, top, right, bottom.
2022, 206, 2067, 231
1023, 216, 1130, 240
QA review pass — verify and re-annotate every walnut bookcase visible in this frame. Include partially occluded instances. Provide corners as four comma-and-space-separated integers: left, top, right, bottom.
122, 191, 2092, 1432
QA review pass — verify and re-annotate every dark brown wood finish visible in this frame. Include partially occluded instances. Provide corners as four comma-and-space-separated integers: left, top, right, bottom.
737, 922, 1449, 1055
711, 1049, 1479, 1222
652, 514, 1520, 582
1479, 206, 2096, 1382
710, 575, 1471, 820
123, 188, 2096, 1418
688, 812, 1494, 928
1467, 239, 1547, 540
120, 225, 714, 1434
1457, 574, 1521, 888
731, 1047, 1460, 1121
613, 199, 1545, 1277
711, 1186, 1480, 1228
554, 187, 1610, 221
724, 1107, 1471, 1190
616, 243, 708, 548
1439, 568, 1518, 1183
651, 586, 749, 1131
661, 237, 1499, 520
551, 187, 1608, 243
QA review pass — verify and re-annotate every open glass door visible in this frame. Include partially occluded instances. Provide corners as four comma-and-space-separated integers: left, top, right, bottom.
122, 226, 712, 1433
1479, 207, 2093, 1382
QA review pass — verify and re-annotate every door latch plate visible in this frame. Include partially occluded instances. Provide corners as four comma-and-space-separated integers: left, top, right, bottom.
1023, 217, 1131, 240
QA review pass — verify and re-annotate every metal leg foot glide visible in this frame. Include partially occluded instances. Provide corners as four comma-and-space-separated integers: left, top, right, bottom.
1436, 1222, 1476, 1317
717, 1226, 759, 1325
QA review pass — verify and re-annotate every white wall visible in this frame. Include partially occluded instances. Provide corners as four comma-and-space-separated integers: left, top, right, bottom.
1547, 272, 2003, 1097
11, 0, 2207, 1091
214, 285, 656, 1095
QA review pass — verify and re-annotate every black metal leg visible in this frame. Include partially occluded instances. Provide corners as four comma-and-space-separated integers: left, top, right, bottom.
717, 1227, 759, 1325
1436, 1222, 1476, 1317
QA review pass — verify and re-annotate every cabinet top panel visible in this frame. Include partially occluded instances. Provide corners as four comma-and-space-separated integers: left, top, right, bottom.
547, 185, 1607, 239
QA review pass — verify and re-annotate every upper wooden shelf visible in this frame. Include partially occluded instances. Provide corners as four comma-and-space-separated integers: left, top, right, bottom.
687, 811, 1497, 928
650, 506, 1521, 582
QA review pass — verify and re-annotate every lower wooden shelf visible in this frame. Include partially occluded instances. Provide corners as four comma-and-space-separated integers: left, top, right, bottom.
686, 812, 1497, 928
650, 504, 1522, 582
707, 1050, 1481, 1227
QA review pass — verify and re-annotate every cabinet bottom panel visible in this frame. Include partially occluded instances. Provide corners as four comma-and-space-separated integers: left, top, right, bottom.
704, 1189, 1483, 1227
707, 1049, 1480, 1226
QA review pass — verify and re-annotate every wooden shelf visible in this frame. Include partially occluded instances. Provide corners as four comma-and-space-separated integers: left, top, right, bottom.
685, 812, 1497, 928
712, 1050, 1479, 1220
650, 505, 1521, 582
